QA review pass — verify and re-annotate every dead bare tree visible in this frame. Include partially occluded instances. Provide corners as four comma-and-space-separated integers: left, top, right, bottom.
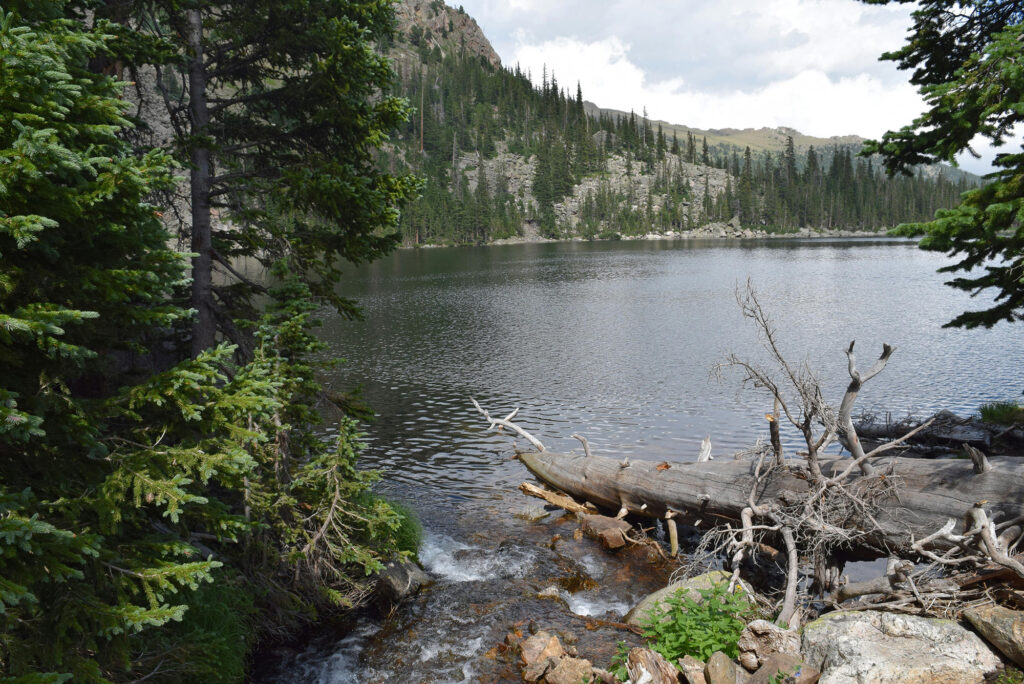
474, 280, 1024, 626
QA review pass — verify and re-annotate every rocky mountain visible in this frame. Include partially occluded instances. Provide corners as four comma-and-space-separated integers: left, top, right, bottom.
383, 0, 974, 246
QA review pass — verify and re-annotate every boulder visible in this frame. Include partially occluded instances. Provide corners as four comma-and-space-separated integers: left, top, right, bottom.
625, 647, 680, 683
705, 651, 746, 684
520, 630, 564, 668
737, 619, 801, 671
801, 610, 1001, 683
678, 655, 707, 684
376, 556, 431, 602
964, 604, 1024, 668
625, 570, 750, 626
545, 656, 594, 684
749, 653, 819, 684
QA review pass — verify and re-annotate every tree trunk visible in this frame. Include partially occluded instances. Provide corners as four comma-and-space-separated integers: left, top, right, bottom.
518, 450, 1024, 556
186, 9, 216, 357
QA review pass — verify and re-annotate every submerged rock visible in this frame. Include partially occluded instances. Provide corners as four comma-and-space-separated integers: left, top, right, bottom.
801, 610, 1000, 683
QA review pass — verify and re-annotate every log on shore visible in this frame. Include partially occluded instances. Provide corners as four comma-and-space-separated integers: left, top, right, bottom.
517, 450, 1024, 555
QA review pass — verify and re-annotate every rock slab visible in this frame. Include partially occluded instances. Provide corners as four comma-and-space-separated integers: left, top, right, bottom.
801, 610, 1000, 683
964, 603, 1024, 668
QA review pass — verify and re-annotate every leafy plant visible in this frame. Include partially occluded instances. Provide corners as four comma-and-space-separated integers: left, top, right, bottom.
608, 640, 630, 681
639, 582, 754, 662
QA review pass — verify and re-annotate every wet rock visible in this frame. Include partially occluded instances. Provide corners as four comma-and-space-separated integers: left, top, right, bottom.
625, 570, 750, 626
626, 647, 680, 683
964, 604, 1024, 667
679, 654, 707, 684
537, 585, 562, 599
523, 656, 560, 683
737, 619, 801, 671
749, 653, 819, 684
580, 514, 632, 550
520, 630, 565, 668
706, 651, 745, 684
377, 556, 431, 602
546, 656, 595, 684
801, 610, 1000, 683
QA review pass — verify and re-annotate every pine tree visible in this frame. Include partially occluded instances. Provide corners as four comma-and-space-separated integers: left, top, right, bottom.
864, 0, 1024, 328
109, 1, 421, 353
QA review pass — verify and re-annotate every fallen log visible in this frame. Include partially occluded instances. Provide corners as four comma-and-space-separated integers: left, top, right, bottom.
518, 450, 1024, 557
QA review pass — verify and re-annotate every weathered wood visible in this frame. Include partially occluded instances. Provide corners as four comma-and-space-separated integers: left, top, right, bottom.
518, 481, 594, 514
517, 450, 1024, 555
580, 514, 633, 550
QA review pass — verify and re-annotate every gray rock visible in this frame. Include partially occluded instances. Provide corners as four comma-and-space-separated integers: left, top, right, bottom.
801, 610, 1001, 683
964, 603, 1024, 668
737, 619, 801, 671
377, 556, 431, 602
625, 570, 751, 626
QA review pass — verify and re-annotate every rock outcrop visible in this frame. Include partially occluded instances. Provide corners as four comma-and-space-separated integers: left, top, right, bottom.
801, 611, 1000, 683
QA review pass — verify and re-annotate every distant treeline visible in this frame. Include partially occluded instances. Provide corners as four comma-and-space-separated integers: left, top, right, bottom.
389, 36, 972, 244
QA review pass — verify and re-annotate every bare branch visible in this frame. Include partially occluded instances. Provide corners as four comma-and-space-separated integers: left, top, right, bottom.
471, 398, 546, 452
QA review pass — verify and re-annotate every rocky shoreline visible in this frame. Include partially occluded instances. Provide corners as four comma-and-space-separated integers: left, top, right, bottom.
407, 225, 897, 248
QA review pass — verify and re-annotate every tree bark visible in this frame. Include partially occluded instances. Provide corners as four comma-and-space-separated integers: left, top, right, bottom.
517, 450, 1024, 557
186, 9, 216, 356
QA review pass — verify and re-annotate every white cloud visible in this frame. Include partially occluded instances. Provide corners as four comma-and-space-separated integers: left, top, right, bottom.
510, 34, 924, 138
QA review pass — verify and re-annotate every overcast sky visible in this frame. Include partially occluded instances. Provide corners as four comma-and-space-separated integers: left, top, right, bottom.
457, 0, 1000, 175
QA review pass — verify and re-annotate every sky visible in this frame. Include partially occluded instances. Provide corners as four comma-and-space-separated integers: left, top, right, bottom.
457, 0, 1001, 175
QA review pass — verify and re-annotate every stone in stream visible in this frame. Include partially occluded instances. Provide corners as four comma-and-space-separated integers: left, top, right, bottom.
800, 610, 1001, 683
964, 603, 1024, 668
545, 655, 595, 684
625, 570, 752, 626
376, 556, 431, 602
737, 619, 801, 671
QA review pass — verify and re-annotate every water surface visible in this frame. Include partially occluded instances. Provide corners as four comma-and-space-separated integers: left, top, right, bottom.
264, 238, 1024, 682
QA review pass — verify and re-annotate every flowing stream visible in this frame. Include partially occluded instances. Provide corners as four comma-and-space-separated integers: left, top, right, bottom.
256, 238, 1024, 682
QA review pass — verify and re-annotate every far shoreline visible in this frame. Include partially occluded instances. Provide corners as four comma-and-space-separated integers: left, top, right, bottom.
401, 226, 910, 249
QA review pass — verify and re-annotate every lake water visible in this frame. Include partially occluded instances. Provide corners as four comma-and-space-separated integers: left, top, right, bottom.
262, 237, 1024, 682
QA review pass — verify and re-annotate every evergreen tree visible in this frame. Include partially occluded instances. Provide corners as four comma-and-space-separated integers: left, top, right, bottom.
864, 0, 1024, 328
109, 0, 421, 353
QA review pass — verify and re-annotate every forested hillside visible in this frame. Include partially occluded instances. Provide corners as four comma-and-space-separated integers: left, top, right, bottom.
386, 0, 975, 245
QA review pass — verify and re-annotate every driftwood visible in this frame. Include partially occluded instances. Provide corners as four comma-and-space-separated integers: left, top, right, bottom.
518, 481, 596, 515
517, 449, 1024, 558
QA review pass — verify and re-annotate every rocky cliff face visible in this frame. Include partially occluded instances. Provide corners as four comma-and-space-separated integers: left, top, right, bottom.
392, 0, 500, 67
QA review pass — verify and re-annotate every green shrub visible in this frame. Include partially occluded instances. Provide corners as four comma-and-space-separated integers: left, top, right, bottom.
980, 401, 1024, 426
639, 582, 754, 662
387, 499, 424, 558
